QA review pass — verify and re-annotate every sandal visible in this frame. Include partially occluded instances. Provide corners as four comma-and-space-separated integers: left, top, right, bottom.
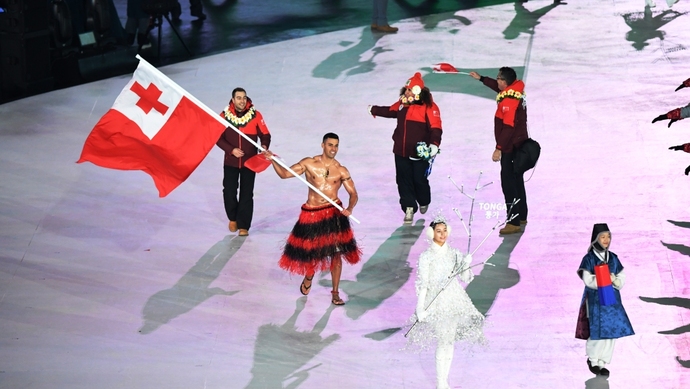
300, 275, 314, 296
331, 290, 345, 306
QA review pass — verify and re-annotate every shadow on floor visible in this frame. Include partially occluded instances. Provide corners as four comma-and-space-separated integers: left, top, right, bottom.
639, 296, 690, 336
667, 219, 690, 229
465, 230, 522, 316
502, 0, 562, 40
642, 219, 690, 368
138, 234, 244, 334
661, 240, 690, 256
244, 297, 338, 388
312, 28, 389, 79
417, 12, 472, 31
661, 219, 690, 256
622, 7, 685, 51
585, 375, 610, 389
333, 219, 426, 321
639, 296, 690, 368
640, 296, 690, 369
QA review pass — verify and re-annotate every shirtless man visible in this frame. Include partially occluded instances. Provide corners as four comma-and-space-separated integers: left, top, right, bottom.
263, 133, 361, 305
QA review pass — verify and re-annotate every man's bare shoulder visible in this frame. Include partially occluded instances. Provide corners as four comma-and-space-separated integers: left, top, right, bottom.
337, 163, 352, 179
299, 156, 317, 165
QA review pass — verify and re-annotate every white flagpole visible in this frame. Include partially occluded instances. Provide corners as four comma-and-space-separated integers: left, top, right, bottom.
135, 56, 360, 224
431, 71, 470, 75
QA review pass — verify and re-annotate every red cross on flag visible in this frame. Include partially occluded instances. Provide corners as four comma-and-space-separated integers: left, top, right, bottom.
78, 57, 227, 197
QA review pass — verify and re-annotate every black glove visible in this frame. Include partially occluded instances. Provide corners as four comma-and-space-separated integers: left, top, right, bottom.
652, 114, 668, 123
668, 119, 679, 128
669, 145, 685, 151
685, 165, 690, 176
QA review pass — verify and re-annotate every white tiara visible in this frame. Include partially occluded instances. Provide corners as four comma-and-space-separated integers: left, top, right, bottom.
431, 212, 447, 225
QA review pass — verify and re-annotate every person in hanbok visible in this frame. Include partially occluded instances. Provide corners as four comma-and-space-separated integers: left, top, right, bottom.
406, 215, 486, 389
575, 223, 634, 378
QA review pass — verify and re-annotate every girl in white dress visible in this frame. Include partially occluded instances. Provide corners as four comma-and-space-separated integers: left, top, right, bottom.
407, 215, 486, 389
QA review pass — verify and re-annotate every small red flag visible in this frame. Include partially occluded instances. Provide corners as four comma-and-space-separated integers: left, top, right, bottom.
244, 154, 272, 173
432, 63, 459, 73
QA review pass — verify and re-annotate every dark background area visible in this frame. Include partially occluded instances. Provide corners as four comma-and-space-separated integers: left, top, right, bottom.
0, 0, 511, 104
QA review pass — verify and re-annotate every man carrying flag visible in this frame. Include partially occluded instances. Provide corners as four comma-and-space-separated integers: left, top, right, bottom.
78, 56, 229, 197
262, 133, 361, 306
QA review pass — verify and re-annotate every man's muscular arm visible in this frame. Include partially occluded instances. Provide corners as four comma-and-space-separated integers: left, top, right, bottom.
340, 166, 358, 217
263, 150, 308, 179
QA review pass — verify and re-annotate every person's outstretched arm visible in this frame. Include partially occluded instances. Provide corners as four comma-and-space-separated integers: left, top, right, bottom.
263, 150, 307, 179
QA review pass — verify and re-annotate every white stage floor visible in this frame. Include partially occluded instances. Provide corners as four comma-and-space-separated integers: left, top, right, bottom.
2, 1, 690, 388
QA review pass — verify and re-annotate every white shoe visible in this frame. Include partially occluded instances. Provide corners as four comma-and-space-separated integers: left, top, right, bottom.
420, 205, 429, 214
404, 207, 414, 224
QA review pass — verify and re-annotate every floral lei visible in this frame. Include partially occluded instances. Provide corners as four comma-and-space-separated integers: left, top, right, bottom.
495, 89, 524, 104
223, 105, 256, 127
400, 94, 420, 105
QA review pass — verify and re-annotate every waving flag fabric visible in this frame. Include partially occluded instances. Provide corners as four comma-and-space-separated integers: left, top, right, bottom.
243, 154, 272, 173
432, 63, 459, 73
78, 57, 227, 197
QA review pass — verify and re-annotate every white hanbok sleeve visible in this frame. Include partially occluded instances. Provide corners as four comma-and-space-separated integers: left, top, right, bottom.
580, 270, 598, 289
611, 269, 626, 290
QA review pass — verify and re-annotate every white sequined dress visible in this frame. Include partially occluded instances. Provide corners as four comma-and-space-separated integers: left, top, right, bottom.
406, 242, 486, 350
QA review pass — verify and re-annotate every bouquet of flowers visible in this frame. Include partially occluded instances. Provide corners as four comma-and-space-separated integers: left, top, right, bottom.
416, 142, 439, 161
416, 142, 439, 177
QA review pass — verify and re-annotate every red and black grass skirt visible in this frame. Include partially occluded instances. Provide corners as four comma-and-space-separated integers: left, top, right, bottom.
279, 201, 362, 275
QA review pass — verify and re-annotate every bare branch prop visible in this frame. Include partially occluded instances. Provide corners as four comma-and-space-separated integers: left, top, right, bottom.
451, 208, 470, 241
470, 199, 519, 257
448, 172, 493, 254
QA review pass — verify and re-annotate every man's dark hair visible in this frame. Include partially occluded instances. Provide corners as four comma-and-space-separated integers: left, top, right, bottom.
398, 86, 433, 107
323, 132, 339, 143
499, 67, 517, 85
231, 87, 246, 99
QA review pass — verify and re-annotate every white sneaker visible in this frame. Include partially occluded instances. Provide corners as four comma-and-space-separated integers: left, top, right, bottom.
420, 205, 429, 214
404, 207, 414, 224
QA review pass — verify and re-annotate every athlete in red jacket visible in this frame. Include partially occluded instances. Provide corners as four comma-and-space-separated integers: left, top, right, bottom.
216, 88, 271, 236
470, 67, 529, 235
369, 72, 443, 224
